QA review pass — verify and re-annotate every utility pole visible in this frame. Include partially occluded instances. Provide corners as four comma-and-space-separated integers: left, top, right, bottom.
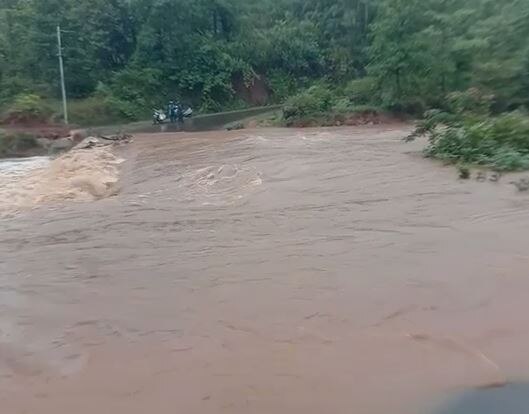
56, 25, 68, 124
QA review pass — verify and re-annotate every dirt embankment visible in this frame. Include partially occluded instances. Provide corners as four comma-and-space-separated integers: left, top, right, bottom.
3, 124, 71, 140
0, 134, 72, 158
227, 109, 407, 131
286, 110, 405, 128
0, 123, 87, 158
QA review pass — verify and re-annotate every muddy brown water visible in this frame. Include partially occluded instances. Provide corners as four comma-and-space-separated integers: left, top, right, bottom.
1, 126, 529, 414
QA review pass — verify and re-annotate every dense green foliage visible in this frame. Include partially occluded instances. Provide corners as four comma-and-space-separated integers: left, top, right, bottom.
2, 94, 54, 124
418, 111, 529, 172
1, 0, 528, 125
282, 83, 384, 126
283, 85, 334, 121
408, 89, 529, 171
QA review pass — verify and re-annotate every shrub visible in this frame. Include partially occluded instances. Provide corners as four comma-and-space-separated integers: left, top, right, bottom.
283, 85, 334, 121
332, 101, 382, 116
344, 77, 377, 105
347, 104, 383, 114
412, 111, 529, 171
67, 97, 128, 126
487, 112, 529, 152
446, 88, 494, 116
490, 147, 529, 171
267, 70, 299, 103
2, 94, 54, 125
384, 97, 426, 116
332, 97, 355, 113
105, 68, 165, 120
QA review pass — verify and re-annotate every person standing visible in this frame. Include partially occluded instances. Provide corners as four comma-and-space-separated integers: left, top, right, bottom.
175, 101, 184, 123
168, 101, 177, 123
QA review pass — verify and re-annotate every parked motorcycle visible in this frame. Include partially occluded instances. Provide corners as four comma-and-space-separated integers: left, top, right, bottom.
152, 109, 167, 124
153, 104, 192, 125
182, 106, 193, 118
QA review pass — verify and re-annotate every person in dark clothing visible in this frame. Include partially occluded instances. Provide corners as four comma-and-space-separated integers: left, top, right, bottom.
176, 101, 184, 123
167, 101, 177, 123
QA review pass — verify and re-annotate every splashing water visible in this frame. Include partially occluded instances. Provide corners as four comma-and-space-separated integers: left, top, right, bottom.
0, 147, 124, 217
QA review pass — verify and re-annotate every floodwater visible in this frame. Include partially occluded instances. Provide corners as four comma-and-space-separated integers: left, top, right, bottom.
0, 156, 50, 177
1, 126, 529, 414
0, 147, 122, 217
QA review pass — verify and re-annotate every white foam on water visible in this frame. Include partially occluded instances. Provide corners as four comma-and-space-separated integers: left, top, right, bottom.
179, 164, 262, 206
0, 156, 50, 177
0, 148, 124, 217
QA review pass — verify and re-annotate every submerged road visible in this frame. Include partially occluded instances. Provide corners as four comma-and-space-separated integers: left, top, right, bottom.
1, 126, 529, 413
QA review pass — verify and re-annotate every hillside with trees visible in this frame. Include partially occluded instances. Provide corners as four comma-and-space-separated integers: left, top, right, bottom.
1, 0, 528, 131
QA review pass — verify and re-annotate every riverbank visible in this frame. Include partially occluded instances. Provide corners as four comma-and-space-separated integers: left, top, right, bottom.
0, 124, 77, 158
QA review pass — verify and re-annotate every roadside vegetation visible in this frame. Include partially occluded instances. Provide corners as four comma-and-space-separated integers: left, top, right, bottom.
1, 94, 54, 125
282, 81, 392, 127
407, 89, 529, 172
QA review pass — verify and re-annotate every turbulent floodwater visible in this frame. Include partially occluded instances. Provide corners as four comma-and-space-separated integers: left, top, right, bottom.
0, 156, 50, 176
1, 126, 529, 414
0, 148, 123, 218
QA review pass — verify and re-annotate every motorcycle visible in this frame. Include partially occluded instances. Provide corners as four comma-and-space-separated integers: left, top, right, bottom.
174, 104, 193, 123
182, 107, 193, 118
152, 109, 167, 125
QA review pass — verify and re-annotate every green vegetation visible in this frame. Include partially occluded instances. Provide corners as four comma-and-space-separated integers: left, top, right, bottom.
2, 94, 54, 124
282, 84, 386, 126
422, 112, 529, 172
283, 85, 335, 123
65, 97, 126, 127
409, 88, 529, 171
0, 0, 528, 131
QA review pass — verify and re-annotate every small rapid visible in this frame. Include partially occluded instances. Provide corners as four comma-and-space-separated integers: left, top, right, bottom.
0, 147, 123, 217
0, 156, 50, 177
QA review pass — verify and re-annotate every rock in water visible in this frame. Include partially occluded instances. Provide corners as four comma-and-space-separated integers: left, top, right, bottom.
74, 137, 101, 150
49, 137, 75, 154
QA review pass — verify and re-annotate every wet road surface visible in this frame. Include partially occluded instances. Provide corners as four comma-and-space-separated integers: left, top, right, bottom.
1, 126, 529, 413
